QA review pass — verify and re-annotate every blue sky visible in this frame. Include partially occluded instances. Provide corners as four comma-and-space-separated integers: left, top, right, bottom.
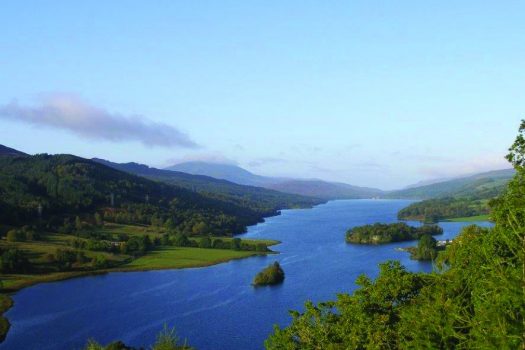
0, 1, 523, 189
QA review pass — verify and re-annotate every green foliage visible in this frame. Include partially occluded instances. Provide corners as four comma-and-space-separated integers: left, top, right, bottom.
0, 154, 286, 236
346, 222, 443, 244
411, 233, 437, 260
398, 196, 492, 222
0, 316, 10, 342
198, 236, 212, 249
84, 339, 133, 350
505, 119, 525, 167
83, 325, 192, 350
172, 233, 190, 247
266, 122, 525, 349
0, 248, 30, 273
230, 238, 241, 250
54, 249, 83, 271
152, 325, 192, 350
5, 226, 39, 242
0, 294, 13, 314
387, 169, 513, 200
0, 294, 12, 342
253, 262, 285, 286
91, 255, 109, 269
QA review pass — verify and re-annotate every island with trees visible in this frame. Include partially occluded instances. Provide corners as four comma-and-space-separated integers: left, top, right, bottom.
252, 261, 285, 286
401, 234, 448, 261
345, 222, 443, 244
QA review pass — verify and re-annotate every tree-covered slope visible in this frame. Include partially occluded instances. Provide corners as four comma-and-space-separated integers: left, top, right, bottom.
0, 153, 271, 235
392, 169, 515, 221
387, 168, 514, 199
93, 158, 323, 212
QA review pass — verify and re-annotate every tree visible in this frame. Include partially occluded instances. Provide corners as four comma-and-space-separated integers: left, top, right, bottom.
161, 234, 171, 246
414, 234, 437, 260
0, 249, 30, 273
173, 234, 190, 247
94, 212, 103, 226
6, 230, 21, 242
91, 255, 108, 269
75, 216, 83, 231
230, 238, 241, 250
192, 222, 208, 236
198, 236, 212, 249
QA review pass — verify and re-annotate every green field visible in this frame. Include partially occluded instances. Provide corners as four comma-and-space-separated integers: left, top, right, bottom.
445, 214, 491, 222
124, 246, 263, 270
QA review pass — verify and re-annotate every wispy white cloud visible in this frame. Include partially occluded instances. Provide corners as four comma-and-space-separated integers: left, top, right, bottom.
0, 94, 198, 148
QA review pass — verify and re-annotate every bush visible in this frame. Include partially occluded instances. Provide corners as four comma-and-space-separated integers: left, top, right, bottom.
198, 236, 212, 249
0, 249, 31, 273
91, 255, 109, 269
231, 238, 241, 250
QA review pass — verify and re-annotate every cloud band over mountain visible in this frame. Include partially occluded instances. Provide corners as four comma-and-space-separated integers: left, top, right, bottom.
0, 95, 198, 148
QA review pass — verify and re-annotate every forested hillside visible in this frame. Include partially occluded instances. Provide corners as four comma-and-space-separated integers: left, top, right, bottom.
393, 169, 514, 221
388, 169, 514, 199
265, 122, 525, 349
93, 158, 322, 213
0, 153, 274, 235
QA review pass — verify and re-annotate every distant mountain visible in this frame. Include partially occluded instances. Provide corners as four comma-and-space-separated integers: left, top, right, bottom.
165, 161, 274, 186
0, 144, 28, 157
387, 168, 515, 199
93, 158, 322, 212
402, 177, 453, 190
166, 161, 384, 199
267, 180, 384, 200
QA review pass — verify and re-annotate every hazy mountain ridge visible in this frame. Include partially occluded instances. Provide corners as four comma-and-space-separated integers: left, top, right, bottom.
266, 179, 384, 200
166, 161, 275, 186
167, 161, 384, 199
93, 158, 323, 211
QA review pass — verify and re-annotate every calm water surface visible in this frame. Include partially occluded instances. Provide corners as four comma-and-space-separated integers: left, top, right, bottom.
2, 200, 493, 350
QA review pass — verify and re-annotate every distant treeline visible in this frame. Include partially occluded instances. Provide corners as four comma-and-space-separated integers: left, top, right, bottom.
398, 197, 490, 222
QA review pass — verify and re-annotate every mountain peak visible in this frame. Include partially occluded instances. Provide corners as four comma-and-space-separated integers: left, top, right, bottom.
165, 161, 270, 186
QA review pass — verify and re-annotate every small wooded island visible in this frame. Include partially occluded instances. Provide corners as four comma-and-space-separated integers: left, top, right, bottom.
253, 261, 285, 286
345, 222, 443, 244
402, 234, 448, 261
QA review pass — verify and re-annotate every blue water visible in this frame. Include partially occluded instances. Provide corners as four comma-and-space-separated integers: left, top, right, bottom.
2, 200, 493, 350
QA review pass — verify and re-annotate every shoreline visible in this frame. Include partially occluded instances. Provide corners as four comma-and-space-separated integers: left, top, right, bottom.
0, 246, 279, 342
1, 245, 280, 294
